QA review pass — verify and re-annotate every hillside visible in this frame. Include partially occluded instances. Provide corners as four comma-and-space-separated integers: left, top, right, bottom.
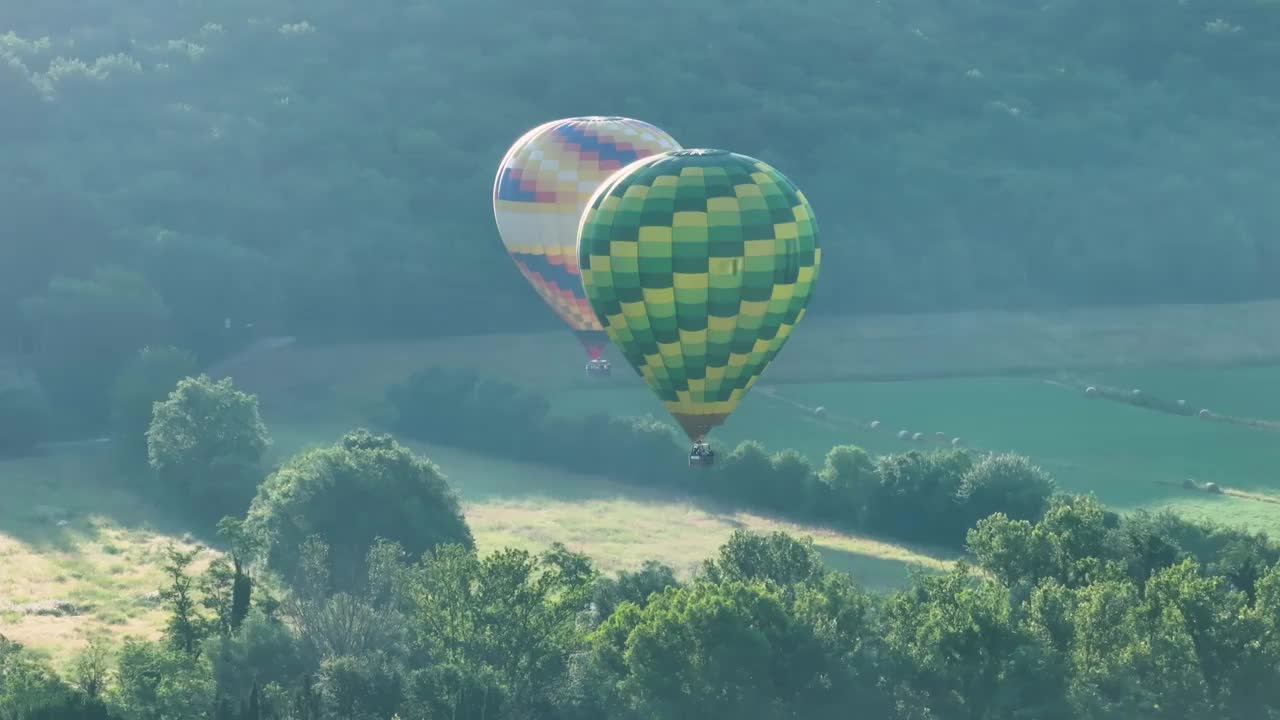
3, 0, 1279, 357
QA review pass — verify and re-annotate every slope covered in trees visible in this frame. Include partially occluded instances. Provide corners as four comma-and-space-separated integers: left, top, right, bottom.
3, 0, 1279, 357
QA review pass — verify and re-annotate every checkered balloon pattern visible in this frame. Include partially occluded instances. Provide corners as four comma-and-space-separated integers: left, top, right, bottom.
578, 149, 821, 441
493, 117, 682, 358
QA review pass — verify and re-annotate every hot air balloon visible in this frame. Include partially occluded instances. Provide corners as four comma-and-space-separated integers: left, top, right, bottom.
493, 117, 682, 378
577, 149, 820, 467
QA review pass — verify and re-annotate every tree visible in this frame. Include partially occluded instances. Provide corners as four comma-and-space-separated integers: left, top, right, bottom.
817, 444, 877, 527
108, 639, 216, 720
700, 530, 828, 599
245, 429, 472, 593
403, 543, 596, 719
109, 344, 198, 468
588, 579, 855, 719
956, 452, 1056, 528
20, 267, 170, 428
161, 546, 211, 656
147, 374, 271, 523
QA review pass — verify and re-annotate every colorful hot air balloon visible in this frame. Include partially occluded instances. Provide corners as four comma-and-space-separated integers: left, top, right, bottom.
493, 117, 682, 369
578, 149, 820, 463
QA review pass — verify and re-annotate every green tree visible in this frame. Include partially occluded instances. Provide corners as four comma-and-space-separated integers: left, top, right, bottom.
109, 345, 198, 469
403, 543, 595, 719
21, 267, 170, 429
588, 579, 853, 720
245, 429, 472, 592
816, 444, 877, 527
146, 374, 270, 523
108, 640, 216, 720
160, 546, 211, 657
956, 452, 1056, 528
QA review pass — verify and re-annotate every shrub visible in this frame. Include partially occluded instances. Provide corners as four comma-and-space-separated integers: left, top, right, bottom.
0, 371, 52, 456
715, 441, 778, 507
246, 429, 473, 592
147, 374, 271, 523
955, 452, 1056, 528
385, 367, 549, 457
869, 449, 974, 544
109, 345, 199, 468
21, 267, 171, 431
816, 445, 878, 528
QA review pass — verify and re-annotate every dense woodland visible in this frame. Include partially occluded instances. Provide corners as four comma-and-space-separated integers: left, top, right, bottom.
3, 365, 1280, 719
3, 0, 1280, 360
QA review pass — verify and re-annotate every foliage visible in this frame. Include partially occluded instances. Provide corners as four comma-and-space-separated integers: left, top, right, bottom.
387, 369, 1059, 551
0, 370, 52, 456
0, 635, 116, 719
108, 639, 216, 720
3, 0, 1280, 365
146, 374, 271, 524
109, 345, 199, 468
19, 268, 171, 430
8, 506, 1280, 720
245, 429, 473, 592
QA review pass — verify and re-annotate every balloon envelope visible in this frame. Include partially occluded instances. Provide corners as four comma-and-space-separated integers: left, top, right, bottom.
493, 116, 682, 359
578, 149, 821, 440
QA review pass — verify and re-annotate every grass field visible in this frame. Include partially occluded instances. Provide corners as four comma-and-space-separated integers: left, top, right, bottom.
7, 299, 1280, 666
550, 366, 1280, 534
0, 422, 953, 666
0, 447, 212, 667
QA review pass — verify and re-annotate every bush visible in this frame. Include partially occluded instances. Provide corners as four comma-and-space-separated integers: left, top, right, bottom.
108, 640, 215, 720
383, 367, 1079, 552
246, 429, 473, 592
109, 345, 199, 468
386, 367, 549, 458
147, 374, 271, 523
21, 267, 171, 431
0, 371, 52, 456
869, 449, 975, 544
955, 452, 1056, 528
816, 445, 878, 527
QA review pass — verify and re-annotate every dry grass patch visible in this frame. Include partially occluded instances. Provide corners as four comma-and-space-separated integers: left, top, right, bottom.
0, 448, 217, 668
465, 495, 954, 590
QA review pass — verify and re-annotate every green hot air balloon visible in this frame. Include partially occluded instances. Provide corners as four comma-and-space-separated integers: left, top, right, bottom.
577, 149, 820, 466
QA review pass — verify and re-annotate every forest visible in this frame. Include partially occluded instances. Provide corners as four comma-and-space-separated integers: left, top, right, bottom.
3, 0, 1280, 363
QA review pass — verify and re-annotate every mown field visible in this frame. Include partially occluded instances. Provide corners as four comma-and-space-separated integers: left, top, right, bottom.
552, 365, 1280, 534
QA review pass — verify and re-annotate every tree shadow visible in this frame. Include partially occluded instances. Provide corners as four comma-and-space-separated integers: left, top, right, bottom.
0, 442, 218, 553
